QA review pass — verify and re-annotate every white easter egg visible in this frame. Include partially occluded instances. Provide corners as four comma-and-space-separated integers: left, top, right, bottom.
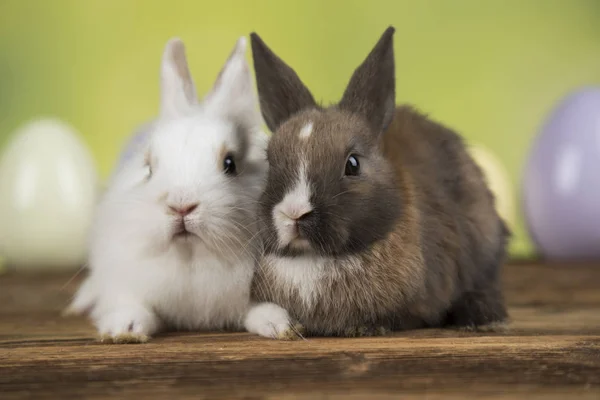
467, 144, 516, 230
0, 118, 99, 270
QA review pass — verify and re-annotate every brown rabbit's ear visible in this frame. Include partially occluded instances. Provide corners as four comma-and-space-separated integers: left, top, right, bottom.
339, 27, 396, 135
250, 33, 317, 132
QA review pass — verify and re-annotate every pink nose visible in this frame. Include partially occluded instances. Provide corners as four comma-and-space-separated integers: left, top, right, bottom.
168, 203, 198, 216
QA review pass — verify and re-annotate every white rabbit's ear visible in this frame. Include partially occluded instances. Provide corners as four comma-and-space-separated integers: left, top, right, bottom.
203, 37, 260, 130
160, 38, 197, 118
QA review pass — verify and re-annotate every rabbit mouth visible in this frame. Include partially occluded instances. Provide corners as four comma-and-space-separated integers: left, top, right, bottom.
173, 221, 198, 240
273, 237, 315, 257
174, 230, 194, 238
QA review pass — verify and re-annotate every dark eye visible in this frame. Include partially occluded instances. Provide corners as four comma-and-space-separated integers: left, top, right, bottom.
144, 153, 153, 179
344, 155, 360, 176
223, 154, 236, 175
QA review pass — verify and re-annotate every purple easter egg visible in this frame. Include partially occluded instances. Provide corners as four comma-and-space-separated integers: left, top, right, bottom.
522, 88, 600, 261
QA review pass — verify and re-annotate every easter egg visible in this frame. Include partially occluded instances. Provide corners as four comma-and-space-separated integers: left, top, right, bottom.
0, 118, 99, 270
522, 88, 600, 261
468, 144, 516, 230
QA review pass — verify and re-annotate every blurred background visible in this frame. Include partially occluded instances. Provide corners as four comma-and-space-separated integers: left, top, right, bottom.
1, 0, 600, 270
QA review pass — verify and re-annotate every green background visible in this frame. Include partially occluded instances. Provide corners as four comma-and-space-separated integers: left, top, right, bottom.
1, 0, 600, 258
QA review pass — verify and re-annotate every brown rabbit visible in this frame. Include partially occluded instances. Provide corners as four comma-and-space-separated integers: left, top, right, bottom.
249, 27, 509, 337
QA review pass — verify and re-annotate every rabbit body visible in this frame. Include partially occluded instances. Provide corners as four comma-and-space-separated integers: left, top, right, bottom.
250, 28, 509, 336
68, 37, 293, 342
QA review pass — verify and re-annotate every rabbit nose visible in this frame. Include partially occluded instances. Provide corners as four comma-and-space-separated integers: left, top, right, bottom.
168, 203, 198, 216
294, 210, 313, 223
295, 210, 316, 231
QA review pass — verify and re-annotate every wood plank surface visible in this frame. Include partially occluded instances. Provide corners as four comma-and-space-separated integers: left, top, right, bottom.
0, 263, 599, 399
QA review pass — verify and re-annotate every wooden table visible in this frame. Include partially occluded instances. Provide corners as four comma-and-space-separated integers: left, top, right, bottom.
1, 263, 599, 399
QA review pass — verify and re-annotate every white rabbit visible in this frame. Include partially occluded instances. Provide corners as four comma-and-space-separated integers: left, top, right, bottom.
66, 36, 294, 343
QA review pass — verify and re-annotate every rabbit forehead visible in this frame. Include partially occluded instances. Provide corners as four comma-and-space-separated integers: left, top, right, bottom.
269, 108, 375, 177
151, 115, 241, 169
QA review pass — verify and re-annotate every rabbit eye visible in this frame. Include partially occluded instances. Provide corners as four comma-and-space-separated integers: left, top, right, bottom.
223, 154, 236, 175
344, 155, 360, 176
144, 153, 153, 180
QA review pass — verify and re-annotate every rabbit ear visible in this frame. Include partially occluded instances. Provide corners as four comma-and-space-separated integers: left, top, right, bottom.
250, 33, 317, 133
160, 38, 198, 118
203, 36, 260, 131
339, 27, 396, 135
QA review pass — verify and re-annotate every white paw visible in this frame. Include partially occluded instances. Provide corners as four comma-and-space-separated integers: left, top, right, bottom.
244, 302, 305, 340
95, 306, 160, 344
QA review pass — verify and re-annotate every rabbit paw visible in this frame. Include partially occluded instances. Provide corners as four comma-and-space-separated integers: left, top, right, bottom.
343, 325, 391, 337
458, 320, 510, 333
244, 302, 306, 340
96, 307, 160, 344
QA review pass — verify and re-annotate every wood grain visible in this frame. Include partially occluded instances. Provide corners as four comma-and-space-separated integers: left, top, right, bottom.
0, 263, 599, 399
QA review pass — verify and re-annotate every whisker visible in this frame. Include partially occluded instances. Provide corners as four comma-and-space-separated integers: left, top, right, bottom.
60, 264, 89, 292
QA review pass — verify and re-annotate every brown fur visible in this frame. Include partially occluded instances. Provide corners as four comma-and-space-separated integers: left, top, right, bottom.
250, 27, 509, 336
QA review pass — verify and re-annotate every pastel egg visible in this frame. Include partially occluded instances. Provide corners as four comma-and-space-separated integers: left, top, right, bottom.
467, 144, 516, 230
0, 118, 99, 270
522, 88, 600, 260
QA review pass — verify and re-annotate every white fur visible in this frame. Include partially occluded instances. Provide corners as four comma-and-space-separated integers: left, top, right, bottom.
265, 254, 363, 308
298, 121, 313, 139
272, 163, 313, 248
68, 37, 283, 342
244, 302, 294, 339
160, 38, 198, 119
